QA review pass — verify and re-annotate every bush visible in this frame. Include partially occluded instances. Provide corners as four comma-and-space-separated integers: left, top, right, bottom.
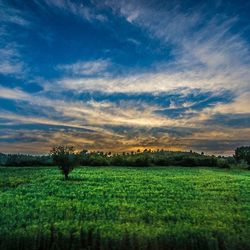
216, 158, 230, 168
110, 155, 128, 166
234, 146, 250, 166
130, 154, 151, 167
235, 160, 249, 170
152, 156, 171, 166
88, 154, 110, 166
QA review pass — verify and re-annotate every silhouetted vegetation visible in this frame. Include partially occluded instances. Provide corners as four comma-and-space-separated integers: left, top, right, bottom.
0, 148, 234, 168
234, 146, 250, 168
51, 145, 80, 180
0, 153, 53, 166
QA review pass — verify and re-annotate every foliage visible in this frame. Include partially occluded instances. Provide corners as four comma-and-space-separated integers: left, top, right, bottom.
234, 146, 250, 166
233, 159, 250, 170
0, 167, 249, 250
0, 153, 52, 166
73, 149, 231, 168
0, 149, 232, 168
50, 145, 79, 180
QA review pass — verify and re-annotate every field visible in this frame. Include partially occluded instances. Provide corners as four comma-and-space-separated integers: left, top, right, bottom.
0, 167, 249, 250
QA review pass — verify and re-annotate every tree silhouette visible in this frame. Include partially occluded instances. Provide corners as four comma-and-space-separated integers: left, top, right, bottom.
51, 145, 79, 180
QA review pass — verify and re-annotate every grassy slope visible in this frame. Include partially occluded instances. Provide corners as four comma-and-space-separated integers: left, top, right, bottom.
0, 167, 249, 250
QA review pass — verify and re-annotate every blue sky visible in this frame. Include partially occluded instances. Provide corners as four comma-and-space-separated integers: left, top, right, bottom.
0, 0, 250, 154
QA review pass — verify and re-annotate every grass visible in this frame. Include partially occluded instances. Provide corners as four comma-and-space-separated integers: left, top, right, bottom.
0, 166, 249, 250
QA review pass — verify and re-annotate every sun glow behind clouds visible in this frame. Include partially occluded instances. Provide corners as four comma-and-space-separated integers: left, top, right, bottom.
0, 0, 250, 154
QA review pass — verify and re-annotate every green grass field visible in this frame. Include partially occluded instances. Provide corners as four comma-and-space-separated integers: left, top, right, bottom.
0, 167, 249, 250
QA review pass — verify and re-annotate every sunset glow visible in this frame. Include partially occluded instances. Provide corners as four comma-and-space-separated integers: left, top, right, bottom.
1, 0, 250, 154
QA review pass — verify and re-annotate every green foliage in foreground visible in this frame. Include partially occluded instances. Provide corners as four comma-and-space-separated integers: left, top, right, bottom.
0, 167, 249, 250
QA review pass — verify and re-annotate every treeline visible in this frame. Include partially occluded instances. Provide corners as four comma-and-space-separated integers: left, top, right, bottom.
0, 149, 236, 168
0, 153, 53, 166
79, 150, 233, 168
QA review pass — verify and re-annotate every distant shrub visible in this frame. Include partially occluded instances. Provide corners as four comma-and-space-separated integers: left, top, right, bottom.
216, 158, 230, 168
88, 154, 110, 166
110, 155, 128, 166
234, 160, 249, 170
131, 153, 151, 167
178, 156, 197, 167
234, 146, 250, 166
223, 156, 236, 165
152, 155, 171, 166
195, 156, 218, 167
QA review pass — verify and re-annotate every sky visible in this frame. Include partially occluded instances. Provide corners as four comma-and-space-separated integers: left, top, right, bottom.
0, 0, 250, 155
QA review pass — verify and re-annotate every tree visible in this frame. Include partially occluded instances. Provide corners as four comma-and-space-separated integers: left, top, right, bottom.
50, 145, 79, 180
234, 146, 250, 166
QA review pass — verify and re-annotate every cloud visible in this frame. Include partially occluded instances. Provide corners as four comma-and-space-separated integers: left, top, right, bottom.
181, 126, 250, 155
0, 45, 25, 76
1, 0, 250, 154
101, 0, 250, 95
48, 65, 246, 95
40, 0, 107, 22
44, 6, 249, 96
0, 86, 30, 100
0, 2, 28, 78
127, 38, 141, 46
57, 59, 111, 76
0, 85, 184, 129
211, 92, 250, 114
1, 81, 247, 155
0, 0, 31, 27
0, 129, 96, 154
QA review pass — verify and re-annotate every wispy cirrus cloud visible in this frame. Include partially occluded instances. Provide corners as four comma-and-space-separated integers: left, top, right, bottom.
0, 45, 26, 76
0, 0, 31, 27
100, 0, 250, 94
40, 2, 250, 99
0, 1, 28, 77
0, 85, 30, 100
57, 59, 111, 76
39, 0, 107, 22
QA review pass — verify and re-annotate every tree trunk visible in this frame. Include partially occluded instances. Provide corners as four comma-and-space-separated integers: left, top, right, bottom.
64, 171, 69, 180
